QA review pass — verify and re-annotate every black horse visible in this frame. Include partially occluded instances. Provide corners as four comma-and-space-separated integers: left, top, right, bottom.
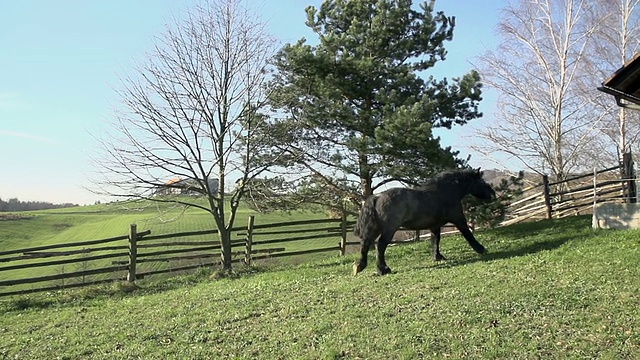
353, 168, 496, 275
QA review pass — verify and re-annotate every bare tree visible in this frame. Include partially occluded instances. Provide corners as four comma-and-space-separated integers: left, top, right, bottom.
585, 0, 640, 161
93, 0, 278, 272
472, 0, 607, 183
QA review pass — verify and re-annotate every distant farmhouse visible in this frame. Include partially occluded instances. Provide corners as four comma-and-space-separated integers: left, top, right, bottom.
156, 177, 219, 196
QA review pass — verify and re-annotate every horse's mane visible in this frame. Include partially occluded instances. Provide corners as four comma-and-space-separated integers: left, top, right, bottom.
418, 168, 480, 189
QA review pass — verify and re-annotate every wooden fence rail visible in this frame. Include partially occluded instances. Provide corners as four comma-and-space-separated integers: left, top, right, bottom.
2, 160, 634, 297
0, 215, 356, 297
0, 233, 131, 257
546, 165, 620, 187
502, 162, 632, 225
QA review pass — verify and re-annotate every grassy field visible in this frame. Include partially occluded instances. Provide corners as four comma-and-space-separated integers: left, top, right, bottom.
0, 201, 345, 293
1, 215, 638, 359
0, 201, 332, 250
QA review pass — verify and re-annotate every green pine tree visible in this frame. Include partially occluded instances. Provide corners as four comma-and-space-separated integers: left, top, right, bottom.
253, 0, 483, 211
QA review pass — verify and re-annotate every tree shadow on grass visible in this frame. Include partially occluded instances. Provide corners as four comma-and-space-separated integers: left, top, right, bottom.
0, 280, 153, 312
489, 215, 591, 238
0, 265, 274, 312
310, 256, 358, 269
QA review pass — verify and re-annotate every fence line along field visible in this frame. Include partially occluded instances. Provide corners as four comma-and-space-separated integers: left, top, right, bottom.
1, 161, 635, 297
0, 163, 633, 296
0, 202, 359, 297
501, 163, 631, 226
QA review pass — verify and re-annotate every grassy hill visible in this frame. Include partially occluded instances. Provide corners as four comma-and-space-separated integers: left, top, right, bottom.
1, 215, 638, 359
0, 201, 329, 251
0, 201, 341, 292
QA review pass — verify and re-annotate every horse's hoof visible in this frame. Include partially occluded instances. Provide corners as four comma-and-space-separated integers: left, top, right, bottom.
434, 254, 447, 261
376, 266, 392, 276
353, 263, 365, 275
475, 246, 487, 254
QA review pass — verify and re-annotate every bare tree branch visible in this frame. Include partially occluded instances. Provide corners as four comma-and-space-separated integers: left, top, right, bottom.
471, 0, 611, 184
90, 0, 279, 271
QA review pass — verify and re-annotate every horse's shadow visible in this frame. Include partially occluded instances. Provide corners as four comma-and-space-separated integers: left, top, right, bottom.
419, 233, 581, 271
422, 215, 594, 269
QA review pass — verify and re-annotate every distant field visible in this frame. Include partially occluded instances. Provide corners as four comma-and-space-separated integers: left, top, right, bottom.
0, 201, 348, 293
0, 201, 337, 248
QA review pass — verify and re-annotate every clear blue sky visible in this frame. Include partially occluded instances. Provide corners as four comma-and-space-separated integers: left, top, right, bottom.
0, 0, 503, 205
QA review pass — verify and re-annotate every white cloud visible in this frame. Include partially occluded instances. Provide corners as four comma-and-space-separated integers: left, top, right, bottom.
0, 92, 24, 109
0, 129, 58, 144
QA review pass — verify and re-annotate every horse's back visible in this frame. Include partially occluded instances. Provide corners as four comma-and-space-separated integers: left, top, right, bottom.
375, 188, 437, 226
376, 187, 461, 230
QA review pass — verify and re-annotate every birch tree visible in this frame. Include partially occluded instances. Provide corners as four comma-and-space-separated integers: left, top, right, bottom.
473, 0, 604, 182
587, 0, 640, 160
93, 0, 278, 272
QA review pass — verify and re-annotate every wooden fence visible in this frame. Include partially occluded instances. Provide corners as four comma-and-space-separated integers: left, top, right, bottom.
2, 160, 636, 297
0, 216, 357, 297
502, 163, 633, 226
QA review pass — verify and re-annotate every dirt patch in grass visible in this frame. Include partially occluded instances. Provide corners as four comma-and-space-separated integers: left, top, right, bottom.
0, 213, 34, 221
51, 223, 73, 230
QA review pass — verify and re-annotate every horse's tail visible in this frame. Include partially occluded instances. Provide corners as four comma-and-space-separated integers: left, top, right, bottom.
353, 195, 380, 245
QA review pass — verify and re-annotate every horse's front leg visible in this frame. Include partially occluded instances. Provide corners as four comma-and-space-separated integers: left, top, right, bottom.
453, 220, 486, 254
430, 227, 446, 261
376, 230, 394, 275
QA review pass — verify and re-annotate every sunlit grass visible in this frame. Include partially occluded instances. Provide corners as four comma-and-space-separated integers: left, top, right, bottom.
1, 215, 638, 359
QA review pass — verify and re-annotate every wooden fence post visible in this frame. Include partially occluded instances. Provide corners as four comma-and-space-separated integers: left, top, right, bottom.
592, 168, 598, 228
127, 224, 137, 282
542, 174, 553, 219
340, 210, 347, 255
245, 216, 255, 265
622, 152, 636, 203
593, 168, 598, 208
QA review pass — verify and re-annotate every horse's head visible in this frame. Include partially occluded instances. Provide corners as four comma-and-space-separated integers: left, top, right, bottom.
468, 168, 496, 201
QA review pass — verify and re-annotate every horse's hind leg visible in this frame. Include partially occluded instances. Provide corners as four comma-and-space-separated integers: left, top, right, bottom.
353, 235, 375, 275
453, 221, 486, 254
376, 229, 394, 275
430, 227, 446, 261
